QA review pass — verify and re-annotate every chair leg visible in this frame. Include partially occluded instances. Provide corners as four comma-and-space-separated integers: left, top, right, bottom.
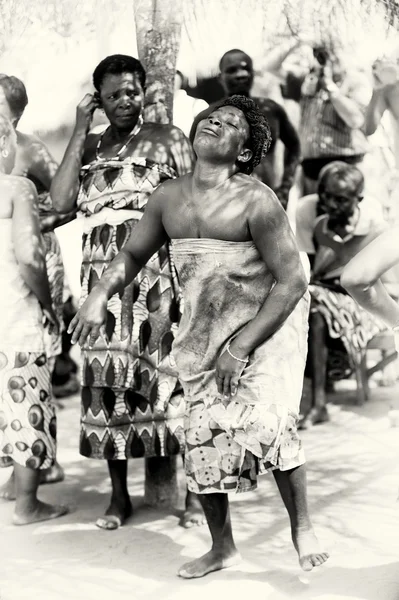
355, 352, 369, 405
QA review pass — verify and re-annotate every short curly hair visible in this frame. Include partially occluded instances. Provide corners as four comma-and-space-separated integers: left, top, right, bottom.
93, 54, 146, 92
0, 74, 28, 118
217, 95, 272, 174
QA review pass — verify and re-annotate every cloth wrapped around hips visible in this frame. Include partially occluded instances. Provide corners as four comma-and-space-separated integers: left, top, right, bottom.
171, 238, 310, 494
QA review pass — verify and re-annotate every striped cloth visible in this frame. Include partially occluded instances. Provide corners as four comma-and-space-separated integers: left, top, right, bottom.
299, 70, 371, 160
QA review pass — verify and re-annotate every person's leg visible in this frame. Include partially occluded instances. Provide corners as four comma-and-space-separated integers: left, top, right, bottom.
0, 459, 64, 499
0, 466, 16, 500
273, 464, 329, 571
96, 459, 132, 530
301, 310, 329, 428
180, 455, 206, 528
40, 357, 65, 484
178, 492, 240, 579
12, 461, 68, 525
52, 296, 79, 399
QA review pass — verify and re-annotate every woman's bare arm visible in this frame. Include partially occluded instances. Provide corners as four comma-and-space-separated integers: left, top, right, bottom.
11, 178, 53, 311
68, 182, 170, 346
51, 94, 99, 214
231, 186, 308, 357
341, 226, 399, 327
26, 136, 77, 229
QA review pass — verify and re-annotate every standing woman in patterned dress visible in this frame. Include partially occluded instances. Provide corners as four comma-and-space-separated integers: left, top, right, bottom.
0, 114, 68, 524
0, 75, 76, 500
51, 55, 201, 530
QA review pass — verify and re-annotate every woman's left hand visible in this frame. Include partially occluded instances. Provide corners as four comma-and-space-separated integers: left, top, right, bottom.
215, 348, 247, 398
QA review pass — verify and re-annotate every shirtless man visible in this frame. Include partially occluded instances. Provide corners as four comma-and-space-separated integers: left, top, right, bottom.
69, 95, 328, 578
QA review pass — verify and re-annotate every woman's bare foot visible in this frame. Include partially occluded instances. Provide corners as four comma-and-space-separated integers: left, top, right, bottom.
178, 548, 241, 579
1, 464, 65, 499
96, 496, 133, 530
180, 491, 206, 528
0, 471, 16, 501
13, 500, 69, 525
299, 406, 329, 430
40, 462, 65, 485
292, 525, 329, 571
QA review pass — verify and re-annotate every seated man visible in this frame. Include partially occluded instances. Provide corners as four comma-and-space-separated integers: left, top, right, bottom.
296, 161, 397, 427
190, 49, 301, 209
69, 95, 328, 577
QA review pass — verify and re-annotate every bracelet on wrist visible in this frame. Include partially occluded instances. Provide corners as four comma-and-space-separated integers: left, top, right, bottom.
226, 342, 249, 364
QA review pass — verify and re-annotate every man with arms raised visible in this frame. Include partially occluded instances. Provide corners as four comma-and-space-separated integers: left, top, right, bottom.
69, 95, 328, 578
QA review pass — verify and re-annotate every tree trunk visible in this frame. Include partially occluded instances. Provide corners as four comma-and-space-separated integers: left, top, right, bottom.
133, 0, 183, 508
134, 0, 183, 123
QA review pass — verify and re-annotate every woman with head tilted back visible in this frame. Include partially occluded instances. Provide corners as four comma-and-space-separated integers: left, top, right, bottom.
51, 54, 197, 530
0, 114, 68, 525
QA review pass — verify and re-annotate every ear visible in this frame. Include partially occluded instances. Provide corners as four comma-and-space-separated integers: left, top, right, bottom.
237, 147, 252, 164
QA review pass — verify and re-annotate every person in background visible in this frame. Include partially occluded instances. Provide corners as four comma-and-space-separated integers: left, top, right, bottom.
265, 37, 372, 195
51, 54, 203, 531
0, 114, 68, 525
0, 74, 78, 401
0, 74, 74, 500
190, 49, 301, 209
173, 70, 209, 138
295, 162, 396, 428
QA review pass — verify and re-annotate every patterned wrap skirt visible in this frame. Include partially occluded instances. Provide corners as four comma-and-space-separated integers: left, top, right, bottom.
79, 219, 185, 460
171, 239, 309, 495
310, 283, 388, 380
0, 352, 56, 470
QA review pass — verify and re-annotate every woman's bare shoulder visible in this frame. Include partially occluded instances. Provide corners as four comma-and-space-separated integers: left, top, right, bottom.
4, 175, 36, 199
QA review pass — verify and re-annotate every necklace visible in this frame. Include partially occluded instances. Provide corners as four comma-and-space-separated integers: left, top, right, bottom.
96, 114, 143, 161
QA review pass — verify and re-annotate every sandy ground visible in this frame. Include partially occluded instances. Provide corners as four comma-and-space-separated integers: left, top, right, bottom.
1, 381, 399, 600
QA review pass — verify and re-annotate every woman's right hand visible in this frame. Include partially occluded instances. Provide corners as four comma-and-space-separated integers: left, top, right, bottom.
76, 93, 100, 132
68, 287, 108, 348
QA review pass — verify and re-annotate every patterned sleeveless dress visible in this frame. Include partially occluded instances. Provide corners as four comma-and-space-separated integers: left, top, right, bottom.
77, 155, 185, 460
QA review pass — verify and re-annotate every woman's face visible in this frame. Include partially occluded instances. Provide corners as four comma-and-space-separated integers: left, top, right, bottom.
99, 72, 144, 131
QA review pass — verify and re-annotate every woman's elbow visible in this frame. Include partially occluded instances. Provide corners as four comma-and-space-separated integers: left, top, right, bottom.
293, 270, 308, 298
341, 266, 373, 293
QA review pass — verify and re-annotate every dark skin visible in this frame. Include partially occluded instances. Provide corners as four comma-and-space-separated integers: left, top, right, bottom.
50, 69, 199, 531
302, 181, 385, 428
0, 85, 69, 498
51, 73, 193, 214
12, 131, 76, 231
69, 105, 328, 578
0, 84, 76, 231
189, 51, 301, 209
0, 131, 67, 525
